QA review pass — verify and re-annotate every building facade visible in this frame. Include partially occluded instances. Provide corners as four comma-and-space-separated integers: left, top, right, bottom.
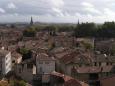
0, 50, 12, 75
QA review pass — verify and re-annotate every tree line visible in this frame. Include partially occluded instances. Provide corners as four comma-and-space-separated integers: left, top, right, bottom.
74, 22, 115, 38
23, 22, 115, 38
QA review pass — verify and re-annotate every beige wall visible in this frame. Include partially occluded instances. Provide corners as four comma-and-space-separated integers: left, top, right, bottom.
15, 64, 33, 83
36, 60, 55, 74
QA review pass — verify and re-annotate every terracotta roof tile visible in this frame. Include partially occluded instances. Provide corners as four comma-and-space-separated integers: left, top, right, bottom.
51, 71, 89, 86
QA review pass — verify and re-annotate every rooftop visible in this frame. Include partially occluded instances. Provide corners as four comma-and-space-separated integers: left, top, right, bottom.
0, 49, 10, 56
72, 66, 114, 74
51, 71, 89, 86
36, 53, 55, 61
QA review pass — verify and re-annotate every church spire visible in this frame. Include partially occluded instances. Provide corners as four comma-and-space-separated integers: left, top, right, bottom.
78, 19, 80, 25
30, 16, 33, 25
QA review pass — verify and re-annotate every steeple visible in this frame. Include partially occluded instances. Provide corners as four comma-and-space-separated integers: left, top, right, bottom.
78, 19, 80, 25
30, 16, 33, 25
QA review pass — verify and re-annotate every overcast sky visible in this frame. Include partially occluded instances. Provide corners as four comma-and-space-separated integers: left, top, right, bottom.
0, 0, 115, 23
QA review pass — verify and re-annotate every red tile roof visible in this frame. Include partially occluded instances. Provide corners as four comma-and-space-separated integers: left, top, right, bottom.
51, 71, 89, 86
59, 50, 92, 64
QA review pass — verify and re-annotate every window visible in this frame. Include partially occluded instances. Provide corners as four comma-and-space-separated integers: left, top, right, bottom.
39, 61, 43, 64
107, 62, 109, 66
45, 61, 50, 64
27, 64, 33, 69
94, 62, 97, 66
110, 63, 112, 65
39, 67, 43, 73
99, 62, 101, 66
0, 64, 2, 68
19, 68, 21, 73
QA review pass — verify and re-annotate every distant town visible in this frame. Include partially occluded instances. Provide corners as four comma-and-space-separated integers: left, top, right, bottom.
0, 17, 115, 86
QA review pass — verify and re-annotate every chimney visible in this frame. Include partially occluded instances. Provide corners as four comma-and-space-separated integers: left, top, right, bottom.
1, 46, 4, 50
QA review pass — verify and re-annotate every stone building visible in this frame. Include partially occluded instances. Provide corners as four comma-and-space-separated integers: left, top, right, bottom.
36, 53, 55, 74
15, 59, 36, 83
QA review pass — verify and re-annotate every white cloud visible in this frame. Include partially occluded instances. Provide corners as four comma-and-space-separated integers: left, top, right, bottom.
84, 7, 101, 14
104, 8, 115, 16
81, 2, 94, 8
1, 0, 115, 23
0, 8, 5, 13
52, 8, 64, 17
14, 13, 19, 16
81, 2, 101, 15
7, 2, 16, 9
49, 0, 64, 17
52, 8, 61, 13
50, 0, 64, 8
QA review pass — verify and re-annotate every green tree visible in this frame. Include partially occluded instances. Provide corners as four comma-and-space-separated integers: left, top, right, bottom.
10, 80, 26, 86
97, 22, 115, 37
23, 27, 37, 37
82, 42, 93, 50
74, 23, 97, 37
17, 48, 32, 60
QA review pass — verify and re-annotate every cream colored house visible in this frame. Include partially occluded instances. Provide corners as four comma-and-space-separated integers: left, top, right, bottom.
36, 53, 55, 74
0, 49, 12, 75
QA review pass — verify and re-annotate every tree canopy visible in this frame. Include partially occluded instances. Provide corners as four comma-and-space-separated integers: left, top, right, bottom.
74, 22, 97, 37
74, 22, 115, 38
23, 26, 37, 37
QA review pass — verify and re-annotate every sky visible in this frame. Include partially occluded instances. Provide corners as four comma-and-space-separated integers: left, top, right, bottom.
0, 0, 115, 23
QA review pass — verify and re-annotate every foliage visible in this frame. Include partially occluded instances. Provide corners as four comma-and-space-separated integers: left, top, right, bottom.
23, 26, 37, 37
17, 48, 32, 60
82, 42, 93, 50
23, 22, 115, 38
57, 25, 74, 32
19, 48, 29, 55
0, 81, 9, 86
74, 22, 97, 37
74, 22, 115, 38
10, 80, 26, 86
96, 22, 115, 37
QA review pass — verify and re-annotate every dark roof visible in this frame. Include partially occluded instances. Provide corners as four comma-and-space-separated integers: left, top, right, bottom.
51, 71, 88, 86
94, 55, 115, 62
59, 51, 92, 64
36, 53, 55, 61
72, 66, 114, 73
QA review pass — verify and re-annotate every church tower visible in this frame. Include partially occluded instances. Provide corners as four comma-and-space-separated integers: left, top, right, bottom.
78, 19, 80, 25
30, 16, 33, 25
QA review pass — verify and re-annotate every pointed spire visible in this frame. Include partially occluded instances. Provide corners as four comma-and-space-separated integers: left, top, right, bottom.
30, 16, 33, 25
78, 19, 80, 25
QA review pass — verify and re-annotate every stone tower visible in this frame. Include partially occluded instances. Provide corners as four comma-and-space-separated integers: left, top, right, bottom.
30, 16, 33, 25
